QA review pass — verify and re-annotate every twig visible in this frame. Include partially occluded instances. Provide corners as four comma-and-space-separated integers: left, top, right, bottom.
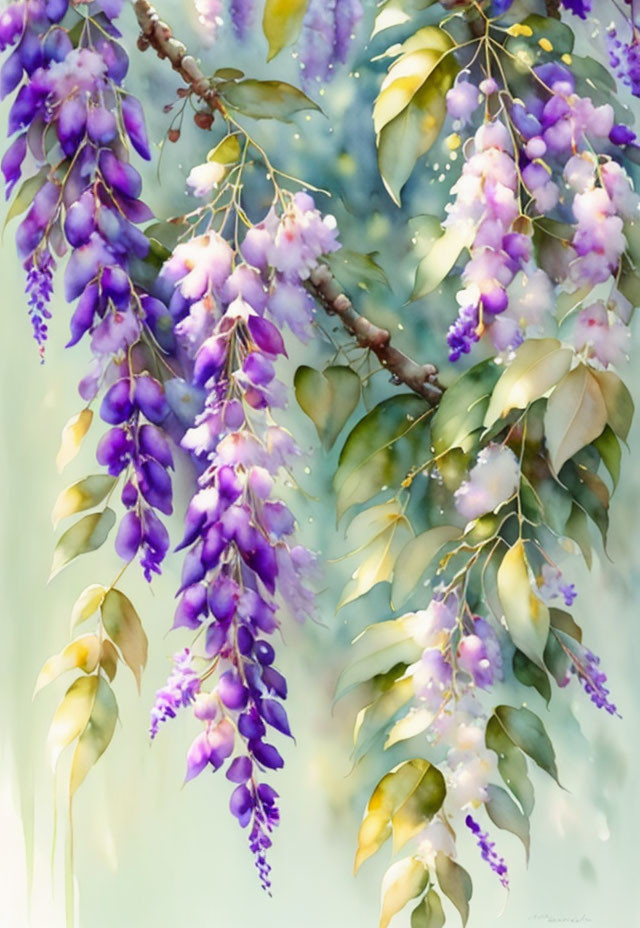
131, 0, 444, 406
309, 266, 443, 405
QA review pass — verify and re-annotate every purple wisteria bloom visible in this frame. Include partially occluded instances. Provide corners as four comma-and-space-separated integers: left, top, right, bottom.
150, 649, 201, 738
155, 192, 338, 888
569, 645, 620, 716
465, 814, 509, 888
298, 0, 363, 88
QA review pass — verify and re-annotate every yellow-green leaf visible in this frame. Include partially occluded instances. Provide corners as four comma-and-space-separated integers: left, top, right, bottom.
385, 706, 434, 748
262, 0, 308, 60
101, 588, 148, 690
355, 759, 446, 871
591, 369, 634, 441
411, 888, 446, 928
56, 409, 93, 472
391, 525, 459, 608
70, 584, 107, 632
49, 509, 116, 582
484, 338, 572, 428
486, 783, 530, 860
544, 364, 608, 473
435, 853, 472, 927
47, 675, 98, 771
207, 134, 242, 164
99, 640, 119, 681
221, 78, 320, 120
380, 857, 429, 928
338, 503, 412, 608
354, 676, 415, 760
497, 540, 549, 670
70, 675, 118, 796
411, 221, 474, 300
51, 475, 116, 529
34, 635, 101, 696
3, 168, 48, 232
295, 365, 361, 450
337, 615, 422, 700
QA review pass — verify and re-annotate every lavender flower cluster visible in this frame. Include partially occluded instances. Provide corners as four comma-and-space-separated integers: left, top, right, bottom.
298, 0, 363, 88
150, 191, 339, 889
0, 0, 179, 580
443, 59, 638, 364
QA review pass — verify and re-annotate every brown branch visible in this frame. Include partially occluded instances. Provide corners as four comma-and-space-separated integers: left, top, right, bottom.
544, 0, 561, 18
131, 0, 444, 406
309, 266, 443, 406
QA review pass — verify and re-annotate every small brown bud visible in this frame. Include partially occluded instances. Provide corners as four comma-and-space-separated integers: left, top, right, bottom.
194, 111, 214, 130
168, 128, 181, 143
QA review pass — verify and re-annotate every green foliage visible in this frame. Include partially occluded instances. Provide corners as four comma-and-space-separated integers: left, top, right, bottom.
294, 365, 361, 449
380, 857, 429, 928
220, 79, 320, 120
497, 540, 550, 671
485, 783, 530, 859
334, 394, 431, 519
262, 0, 309, 60
485, 714, 535, 816
431, 359, 501, 457
411, 223, 474, 301
101, 589, 148, 691
411, 887, 446, 928
49, 509, 116, 582
434, 853, 472, 927
51, 475, 116, 529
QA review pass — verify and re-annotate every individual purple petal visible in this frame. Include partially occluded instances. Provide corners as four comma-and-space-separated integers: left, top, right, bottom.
193, 335, 227, 386
254, 640, 275, 665
173, 583, 208, 629
8, 83, 39, 134
249, 740, 284, 770
94, 36, 129, 82
139, 423, 174, 468
99, 150, 142, 199
96, 426, 133, 475
44, 0, 69, 23
121, 93, 151, 160
218, 670, 249, 710
64, 233, 113, 302
261, 500, 295, 538
260, 699, 291, 737
202, 522, 226, 569
238, 709, 266, 740
185, 732, 213, 782
229, 783, 254, 828
64, 191, 96, 247
66, 282, 100, 347
115, 510, 142, 561
227, 755, 253, 783
138, 458, 173, 515
261, 666, 287, 699
100, 378, 134, 425
248, 314, 287, 356
208, 574, 239, 622
204, 622, 227, 657
208, 719, 235, 768
43, 26, 73, 63
1, 131, 26, 196
257, 782, 278, 805
101, 265, 130, 306
180, 541, 206, 589
121, 479, 138, 508
87, 104, 117, 144
58, 96, 87, 156
135, 374, 169, 424
1, 49, 23, 101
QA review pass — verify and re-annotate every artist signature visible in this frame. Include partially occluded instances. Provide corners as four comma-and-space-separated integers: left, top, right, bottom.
530, 918, 592, 925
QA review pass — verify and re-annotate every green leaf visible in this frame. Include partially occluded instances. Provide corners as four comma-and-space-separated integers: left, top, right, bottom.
484, 339, 572, 429
591, 369, 634, 441
495, 705, 560, 784
550, 607, 582, 642
435, 853, 472, 927
49, 509, 116, 582
497, 540, 550, 670
338, 503, 412, 609
561, 462, 609, 548
207, 134, 242, 164
593, 426, 621, 490
51, 475, 116, 529
262, 0, 308, 60
326, 249, 389, 291
294, 365, 361, 450
213, 67, 245, 80
101, 589, 148, 691
99, 640, 119, 682
431, 359, 501, 457
380, 857, 429, 928
337, 615, 422, 700
513, 649, 551, 705
56, 409, 93, 473
3, 168, 49, 232
564, 502, 592, 568
391, 525, 460, 608
485, 714, 534, 816
70, 675, 117, 796
377, 55, 458, 205
221, 79, 320, 120
411, 222, 474, 300
34, 636, 101, 696
47, 675, 97, 770
372, 0, 438, 38
354, 676, 415, 760
411, 888, 445, 928
543, 631, 570, 687
355, 759, 446, 871
545, 365, 608, 474
70, 584, 107, 632
334, 394, 430, 519
505, 14, 574, 70
485, 783, 530, 860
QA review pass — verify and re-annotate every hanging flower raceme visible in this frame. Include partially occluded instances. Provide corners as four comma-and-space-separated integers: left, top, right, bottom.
153, 192, 338, 890
0, 1, 178, 580
298, 0, 363, 88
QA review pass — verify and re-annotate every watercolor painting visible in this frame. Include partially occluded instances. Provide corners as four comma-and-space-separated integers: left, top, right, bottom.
0, 1, 638, 927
